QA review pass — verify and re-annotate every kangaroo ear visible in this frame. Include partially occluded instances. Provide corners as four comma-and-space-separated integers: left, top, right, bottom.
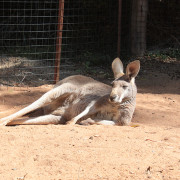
126, 60, 140, 79
112, 58, 124, 79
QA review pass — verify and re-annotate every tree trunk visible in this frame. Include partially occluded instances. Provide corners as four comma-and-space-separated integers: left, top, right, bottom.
131, 0, 148, 56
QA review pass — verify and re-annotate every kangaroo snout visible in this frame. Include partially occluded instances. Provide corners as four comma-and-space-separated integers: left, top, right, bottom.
109, 94, 118, 102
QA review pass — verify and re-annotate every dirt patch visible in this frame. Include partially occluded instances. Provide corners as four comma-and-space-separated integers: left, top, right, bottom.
0, 59, 180, 179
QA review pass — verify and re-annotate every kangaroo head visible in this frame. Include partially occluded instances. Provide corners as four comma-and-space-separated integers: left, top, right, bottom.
109, 58, 140, 103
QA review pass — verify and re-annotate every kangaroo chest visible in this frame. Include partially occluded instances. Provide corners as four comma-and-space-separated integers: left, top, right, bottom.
91, 104, 120, 121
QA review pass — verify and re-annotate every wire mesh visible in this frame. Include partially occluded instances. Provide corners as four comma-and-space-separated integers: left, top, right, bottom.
60, 0, 118, 65
0, 0, 59, 86
147, 0, 180, 50
0, 0, 118, 86
0, 0, 179, 87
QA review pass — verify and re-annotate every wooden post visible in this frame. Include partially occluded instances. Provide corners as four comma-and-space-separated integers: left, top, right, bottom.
54, 0, 64, 84
117, 0, 122, 58
131, 0, 148, 56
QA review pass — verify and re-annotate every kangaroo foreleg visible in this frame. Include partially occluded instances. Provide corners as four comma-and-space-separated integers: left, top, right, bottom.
66, 101, 97, 125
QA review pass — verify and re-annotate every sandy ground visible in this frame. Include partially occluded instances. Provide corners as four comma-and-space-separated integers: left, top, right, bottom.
0, 69, 180, 180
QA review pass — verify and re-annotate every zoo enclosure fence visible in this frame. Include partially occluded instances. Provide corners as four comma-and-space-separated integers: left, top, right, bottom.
0, 0, 179, 86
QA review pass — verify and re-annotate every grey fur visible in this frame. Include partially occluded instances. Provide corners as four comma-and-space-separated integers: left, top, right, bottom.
0, 58, 140, 126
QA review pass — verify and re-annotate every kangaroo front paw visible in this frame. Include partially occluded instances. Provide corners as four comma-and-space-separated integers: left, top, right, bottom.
80, 118, 96, 126
66, 119, 76, 126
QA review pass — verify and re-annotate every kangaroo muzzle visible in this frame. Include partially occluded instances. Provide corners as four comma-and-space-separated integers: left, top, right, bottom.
109, 95, 118, 102
109, 92, 124, 103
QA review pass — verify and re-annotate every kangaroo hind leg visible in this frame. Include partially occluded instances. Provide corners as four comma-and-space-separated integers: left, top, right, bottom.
7, 114, 63, 126
0, 83, 73, 126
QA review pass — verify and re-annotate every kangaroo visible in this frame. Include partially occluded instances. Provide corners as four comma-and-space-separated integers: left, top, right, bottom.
0, 58, 140, 126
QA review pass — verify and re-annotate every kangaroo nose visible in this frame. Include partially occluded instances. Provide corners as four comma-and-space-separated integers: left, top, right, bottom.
110, 95, 117, 102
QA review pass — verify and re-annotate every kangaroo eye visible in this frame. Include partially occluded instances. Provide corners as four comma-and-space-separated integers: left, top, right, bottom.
122, 85, 128, 89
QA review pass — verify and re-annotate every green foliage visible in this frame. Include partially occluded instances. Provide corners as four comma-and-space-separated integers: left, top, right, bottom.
147, 48, 180, 61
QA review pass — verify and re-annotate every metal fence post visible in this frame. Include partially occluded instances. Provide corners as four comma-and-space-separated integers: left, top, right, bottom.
54, 0, 64, 83
117, 0, 122, 58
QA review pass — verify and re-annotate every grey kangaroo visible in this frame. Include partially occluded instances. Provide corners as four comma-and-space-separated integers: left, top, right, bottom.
0, 58, 140, 126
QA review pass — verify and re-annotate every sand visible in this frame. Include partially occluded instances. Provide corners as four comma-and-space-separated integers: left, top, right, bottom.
0, 68, 180, 180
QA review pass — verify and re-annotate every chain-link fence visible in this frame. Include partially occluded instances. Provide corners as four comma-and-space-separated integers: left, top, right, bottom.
0, 0, 60, 86
0, 0, 179, 86
147, 0, 180, 49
